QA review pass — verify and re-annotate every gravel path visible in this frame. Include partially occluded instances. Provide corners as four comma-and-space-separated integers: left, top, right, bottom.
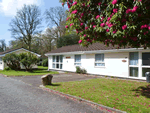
0, 75, 102, 113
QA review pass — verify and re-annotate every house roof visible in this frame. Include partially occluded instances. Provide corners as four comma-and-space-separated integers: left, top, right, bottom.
45, 43, 133, 55
0, 48, 41, 57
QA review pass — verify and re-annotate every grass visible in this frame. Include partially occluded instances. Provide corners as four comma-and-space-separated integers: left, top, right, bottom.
46, 78, 150, 113
0, 66, 59, 76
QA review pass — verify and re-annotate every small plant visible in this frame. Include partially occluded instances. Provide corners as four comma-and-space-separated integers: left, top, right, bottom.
76, 66, 87, 74
42, 59, 48, 67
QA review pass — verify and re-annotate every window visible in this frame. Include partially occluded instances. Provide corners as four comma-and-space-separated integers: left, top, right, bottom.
0, 57, 2, 64
129, 52, 139, 77
129, 52, 139, 65
74, 55, 81, 66
52, 55, 63, 69
95, 54, 105, 67
142, 53, 150, 66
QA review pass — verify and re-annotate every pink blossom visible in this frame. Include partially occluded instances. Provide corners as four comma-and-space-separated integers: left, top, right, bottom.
107, 17, 111, 21
101, 17, 104, 22
100, 23, 105, 27
93, 25, 96, 28
78, 40, 82, 43
85, 27, 88, 30
98, 2, 101, 5
108, 23, 113, 28
87, 5, 90, 7
106, 29, 110, 32
91, 22, 95, 25
148, 26, 150, 30
126, 8, 132, 14
112, 0, 117, 5
81, 13, 84, 17
67, 2, 71, 8
72, 1, 77, 6
123, 36, 126, 38
62, 3, 64, 6
72, 10, 77, 14
96, 15, 100, 19
113, 9, 118, 13
65, 25, 68, 28
80, 23, 83, 26
113, 30, 117, 34
106, 21, 109, 25
132, 6, 138, 13
144, 31, 148, 35
84, 34, 86, 37
141, 25, 149, 29
70, 23, 73, 26
66, 17, 70, 21
82, 3, 85, 7
122, 25, 127, 30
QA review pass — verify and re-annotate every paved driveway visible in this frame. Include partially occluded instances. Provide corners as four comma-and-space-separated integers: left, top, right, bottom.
9, 73, 99, 87
0, 75, 102, 113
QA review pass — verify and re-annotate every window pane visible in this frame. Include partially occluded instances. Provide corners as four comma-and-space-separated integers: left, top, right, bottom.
60, 55, 63, 63
60, 64, 63, 69
129, 52, 138, 65
95, 63, 105, 66
53, 56, 56, 62
75, 55, 81, 63
130, 67, 138, 77
0, 57, 2, 61
95, 54, 104, 62
142, 53, 150, 66
142, 68, 150, 77
75, 63, 81, 66
56, 56, 59, 62
52, 63, 55, 68
56, 64, 59, 68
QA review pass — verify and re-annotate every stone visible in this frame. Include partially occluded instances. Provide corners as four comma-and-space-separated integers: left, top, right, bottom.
41, 74, 53, 86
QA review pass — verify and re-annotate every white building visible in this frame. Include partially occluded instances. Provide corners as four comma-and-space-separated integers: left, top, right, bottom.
0, 48, 41, 70
45, 43, 150, 80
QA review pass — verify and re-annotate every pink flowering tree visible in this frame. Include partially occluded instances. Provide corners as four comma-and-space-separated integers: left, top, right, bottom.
61, 0, 150, 48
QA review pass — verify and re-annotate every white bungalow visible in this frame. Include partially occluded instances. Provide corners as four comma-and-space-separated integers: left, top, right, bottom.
45, 43, 150, 80
0, 48, 41, 70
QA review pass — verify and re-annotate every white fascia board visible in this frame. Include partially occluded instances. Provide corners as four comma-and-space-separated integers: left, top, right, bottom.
45, 51, 85, 56
45, 48, 148, 56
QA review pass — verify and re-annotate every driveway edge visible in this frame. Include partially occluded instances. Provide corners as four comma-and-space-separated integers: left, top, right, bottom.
39, 85, 126, 113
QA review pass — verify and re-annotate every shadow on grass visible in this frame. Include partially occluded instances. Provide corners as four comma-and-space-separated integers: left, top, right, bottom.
48, 84, 61, 86
132, 85, 150, 98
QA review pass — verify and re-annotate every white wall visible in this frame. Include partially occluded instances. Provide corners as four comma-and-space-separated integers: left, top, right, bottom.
48, 52, 130, 78
0, 57, 4, 70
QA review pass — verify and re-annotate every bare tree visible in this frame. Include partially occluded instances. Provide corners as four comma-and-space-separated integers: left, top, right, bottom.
0, 40, 6, 52
45, 6, 67, 43
9, 4, 42, 50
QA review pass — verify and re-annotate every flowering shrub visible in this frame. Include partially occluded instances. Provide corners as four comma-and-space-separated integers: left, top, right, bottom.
62, 0, 150, 48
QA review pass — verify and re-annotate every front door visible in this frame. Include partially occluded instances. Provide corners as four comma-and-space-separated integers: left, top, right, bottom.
52, 55, 63, 69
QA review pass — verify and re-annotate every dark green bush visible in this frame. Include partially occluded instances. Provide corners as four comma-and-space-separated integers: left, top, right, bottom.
3, 53, 21, 70
76, 66, 87, 74
42, 59, 48, 67
4, 67, 11, 71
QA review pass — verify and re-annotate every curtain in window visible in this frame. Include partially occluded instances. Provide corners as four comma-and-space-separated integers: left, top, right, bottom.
75, 55, 81, 63
129, 52, 138, 65
53, 56, 56, 62
95, 54, 104, 62
130, 67, 138, 77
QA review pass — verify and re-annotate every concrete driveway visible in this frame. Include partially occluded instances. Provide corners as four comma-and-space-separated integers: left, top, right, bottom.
9, 73, 99, 87
0, 75, 102, 113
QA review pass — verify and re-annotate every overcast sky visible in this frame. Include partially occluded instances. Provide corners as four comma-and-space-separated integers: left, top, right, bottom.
0, 0, 62, 46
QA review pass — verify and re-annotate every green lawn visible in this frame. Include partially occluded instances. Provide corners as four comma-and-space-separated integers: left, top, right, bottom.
0, 66, 59, 76
46, 78, 150, 113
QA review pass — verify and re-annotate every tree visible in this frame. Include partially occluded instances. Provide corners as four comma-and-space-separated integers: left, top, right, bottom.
57, 34, 80, 48
45, 6, 67, 44
61, 0, 150, 48
9, 39, 27, 49
9, 4, 42, 50
3, 53, 21, 70
0, 40, 6, 52
19, 52, 39, 71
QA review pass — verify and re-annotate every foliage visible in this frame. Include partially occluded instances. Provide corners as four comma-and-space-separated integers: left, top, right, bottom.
46, 78, 150, 113
19, 52, 39, 71
42, 59, 48, 67
57, 34, 80, 48
0, 66, 58, 76
9, 4, 42, 50
61, 0, 150, 48
4, 67, 11, 71
76, 66, 87, 74
0, 40, 6, 52
3, 53, 21, 70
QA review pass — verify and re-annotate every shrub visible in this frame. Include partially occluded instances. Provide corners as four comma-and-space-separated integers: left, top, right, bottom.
19, 52, 39, 71
76, 66, 87, 74
42, 59, 48, 67
3, 53, 21, 70
4, 67, 11, 71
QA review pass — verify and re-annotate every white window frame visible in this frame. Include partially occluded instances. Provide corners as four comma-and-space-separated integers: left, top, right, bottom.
52, 55, 63, 69
94, 54, 105, 68
74, 55, 81, 66
0, 57, 2, 65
